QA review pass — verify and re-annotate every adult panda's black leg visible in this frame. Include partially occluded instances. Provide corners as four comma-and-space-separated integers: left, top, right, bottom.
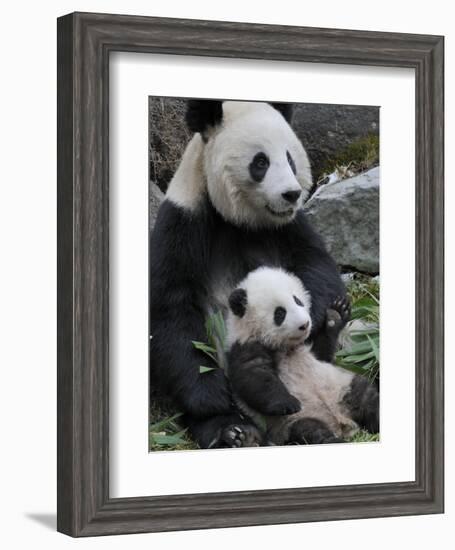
311, 296, 351, 363
185, 414, 263, 448
343, 375, 379, 434
287, 417, 344, 445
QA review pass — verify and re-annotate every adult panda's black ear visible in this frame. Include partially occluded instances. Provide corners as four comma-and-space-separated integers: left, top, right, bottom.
186, 99, 223, 135
270, 102, 294, 123
228, 288, 248, 318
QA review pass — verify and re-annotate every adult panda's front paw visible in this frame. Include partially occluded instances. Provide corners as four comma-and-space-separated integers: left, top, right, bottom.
218, 424, 263, 448
326, 295, 351, 332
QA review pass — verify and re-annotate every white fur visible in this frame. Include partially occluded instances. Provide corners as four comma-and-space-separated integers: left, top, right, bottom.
267, 347, 358, 444
226, 267, 312, 349
167, 102, 313, 226
166, 134, 206, 210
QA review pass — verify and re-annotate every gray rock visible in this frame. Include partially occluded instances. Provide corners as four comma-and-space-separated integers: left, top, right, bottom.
303, 167, 379, 274
292, 104, 379, 181
339, 319, 379, 352
150, 182, 164, 229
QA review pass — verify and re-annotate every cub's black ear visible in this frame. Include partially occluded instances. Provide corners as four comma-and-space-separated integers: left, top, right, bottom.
186, 100, 223, 134
228, 288, 248, 318
270, 102, 294, 123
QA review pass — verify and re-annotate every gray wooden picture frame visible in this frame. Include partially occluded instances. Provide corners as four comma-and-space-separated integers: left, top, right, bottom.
57, 11, 444, 537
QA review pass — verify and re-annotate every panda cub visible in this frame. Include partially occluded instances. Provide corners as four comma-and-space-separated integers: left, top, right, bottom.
226, 267, 379, 445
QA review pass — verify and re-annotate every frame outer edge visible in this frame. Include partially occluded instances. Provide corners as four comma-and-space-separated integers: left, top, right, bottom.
57, 13, 77, 536
57, 12, 445, 536
429, 36, 444, 511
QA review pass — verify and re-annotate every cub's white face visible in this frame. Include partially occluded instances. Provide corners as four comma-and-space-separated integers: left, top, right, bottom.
227, 267, 312, 350
204, 102, 312, 228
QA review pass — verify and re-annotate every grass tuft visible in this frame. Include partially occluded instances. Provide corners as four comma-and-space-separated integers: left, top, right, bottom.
336, 275, 380, 383
347, 430, 380, 443
318, 134, 379, 185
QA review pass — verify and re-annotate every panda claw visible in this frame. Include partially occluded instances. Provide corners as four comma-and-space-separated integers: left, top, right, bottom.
327, 295, 351, 330
219, 423, 263, 448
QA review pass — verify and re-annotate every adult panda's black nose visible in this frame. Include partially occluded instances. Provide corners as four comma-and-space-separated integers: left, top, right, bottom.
282, 190, 302, 204
299, 322, 309, 331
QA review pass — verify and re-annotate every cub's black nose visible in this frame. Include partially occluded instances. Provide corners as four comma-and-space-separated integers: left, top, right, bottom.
282, 190, 302, 204
299, 322, 309, 331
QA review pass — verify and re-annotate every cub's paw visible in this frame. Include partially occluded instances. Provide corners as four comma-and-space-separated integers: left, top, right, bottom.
219, 424, 263, 448
326, 295, 351, 331
262, 394, 302, 416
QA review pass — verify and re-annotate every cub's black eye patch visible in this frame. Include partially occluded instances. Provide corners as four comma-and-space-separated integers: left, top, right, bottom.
274, 306, 287, 326
249, 152, 270, 183
229, 288, 247, 317
293, 295, 304, 307
287, 151, 296, 175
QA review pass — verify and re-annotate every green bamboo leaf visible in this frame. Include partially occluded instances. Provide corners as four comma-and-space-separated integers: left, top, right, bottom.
192, 341, 219, 364
149, 412, 183, 433
367, 334, 380, 362
199, 365, 217, 374
192, 341, 217, 354
150, 433, 187, 446
341, 350, 375, 363
337, 340, 377, 357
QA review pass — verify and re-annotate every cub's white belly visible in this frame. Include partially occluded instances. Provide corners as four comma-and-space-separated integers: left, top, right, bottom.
267, 346, 359, 443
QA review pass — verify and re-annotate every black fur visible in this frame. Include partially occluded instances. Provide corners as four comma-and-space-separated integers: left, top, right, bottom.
228, 288, 247, 318
184, 413, 263, 448
149, 197, 346, 448
227, 341, 301, 416
185, 100, 293, 135
270, 102, 294, 123
149, 200, 234, 421
186, 99, 223, 135
343, 375, 380, 433
287, 417, 344, 444
287, 150, 297, 175
249, 152, 270, 183
316, 295, 352, 363
274, 306, 287, 326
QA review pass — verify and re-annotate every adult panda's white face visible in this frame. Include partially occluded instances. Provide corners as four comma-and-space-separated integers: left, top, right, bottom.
203, 102, 312, 227
166, 100, 313, 227
227, 267, 313, 350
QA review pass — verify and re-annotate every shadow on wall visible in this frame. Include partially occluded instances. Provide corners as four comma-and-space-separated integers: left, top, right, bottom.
25, 513, 56, 531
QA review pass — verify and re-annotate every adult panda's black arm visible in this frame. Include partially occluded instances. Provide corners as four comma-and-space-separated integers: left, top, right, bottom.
149, 199, 233, 418
287, 211, 347, 362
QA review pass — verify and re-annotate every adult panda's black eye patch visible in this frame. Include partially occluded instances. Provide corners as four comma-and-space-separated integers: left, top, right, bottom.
249, 152, 270, 182
287, 151, 297, 175
293, 295, 304, 307
274, 306, 287, 326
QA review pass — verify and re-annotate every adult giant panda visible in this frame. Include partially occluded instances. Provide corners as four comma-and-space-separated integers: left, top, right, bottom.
149, 100, 348, 449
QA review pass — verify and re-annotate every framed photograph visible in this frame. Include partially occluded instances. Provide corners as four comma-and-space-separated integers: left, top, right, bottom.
57, 12, 444, 536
